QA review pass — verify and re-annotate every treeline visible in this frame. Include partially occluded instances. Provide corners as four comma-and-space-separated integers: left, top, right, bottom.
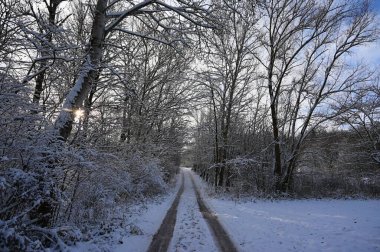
190, 0, 380, 197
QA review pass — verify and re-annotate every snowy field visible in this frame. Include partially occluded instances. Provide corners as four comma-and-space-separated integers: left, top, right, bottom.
209, 199, 380, 252
192, 173, 380, 252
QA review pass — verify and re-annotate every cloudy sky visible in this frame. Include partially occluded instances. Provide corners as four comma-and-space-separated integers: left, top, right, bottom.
362, 1, 380, 67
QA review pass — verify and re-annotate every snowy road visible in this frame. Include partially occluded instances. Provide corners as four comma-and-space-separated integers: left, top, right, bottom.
147, 173, 185, 252
167, 168, 219, 251
74, 169, 380, 252
152, 167, 236, 252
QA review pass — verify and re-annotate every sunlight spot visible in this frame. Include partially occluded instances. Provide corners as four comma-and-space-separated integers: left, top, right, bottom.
74, 108, 85, 120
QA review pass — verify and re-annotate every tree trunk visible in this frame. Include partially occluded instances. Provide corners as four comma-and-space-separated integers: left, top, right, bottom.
80, 72, 100, 142
281, 155, 297, 192
120, 94, 129, 143
214, 166, 219, 187
267, 53, 282, 190
54, 0, 107, 140
33, 1, 61, 105
218, 130, 228, 187
271, 101, 282, 190
211, 87, 219, 164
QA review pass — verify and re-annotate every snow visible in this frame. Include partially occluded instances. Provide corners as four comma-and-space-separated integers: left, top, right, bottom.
191, 171, 380, 252
112, 198, 173, 252
71, 175, 181, 252
168, 168, 218, 252
70, 169, 380, 252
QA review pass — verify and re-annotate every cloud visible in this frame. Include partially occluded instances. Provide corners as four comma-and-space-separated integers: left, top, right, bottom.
348, 8, 380, 68
352, 40, 380, 67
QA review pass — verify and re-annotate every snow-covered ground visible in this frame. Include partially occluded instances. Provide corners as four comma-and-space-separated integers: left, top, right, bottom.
72, 169, 380, 252
71, 176, 181, 252
112, 193, 175, 252
192, 172, 380, 252
168, 168, 218, 252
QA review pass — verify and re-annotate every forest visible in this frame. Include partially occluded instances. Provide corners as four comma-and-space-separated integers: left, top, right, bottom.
0, 0, 379, 251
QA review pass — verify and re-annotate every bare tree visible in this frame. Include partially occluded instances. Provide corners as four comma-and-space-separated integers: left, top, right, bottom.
335, 78, 380, 164
196, 0, 256, 187
54, 0, 212, 140
255, 0, 377, 191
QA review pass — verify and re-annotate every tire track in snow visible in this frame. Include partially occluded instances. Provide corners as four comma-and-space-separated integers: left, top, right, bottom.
147, 172, 185, 252
168, 169, 219, 252
147, 168, 238, 252
189, 171, 238, 252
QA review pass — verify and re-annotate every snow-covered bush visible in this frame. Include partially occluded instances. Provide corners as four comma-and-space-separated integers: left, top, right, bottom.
119, 145, 167, 197
0, 74, 170, 250
0, 74, 67, 250
57, 149, 133, 227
